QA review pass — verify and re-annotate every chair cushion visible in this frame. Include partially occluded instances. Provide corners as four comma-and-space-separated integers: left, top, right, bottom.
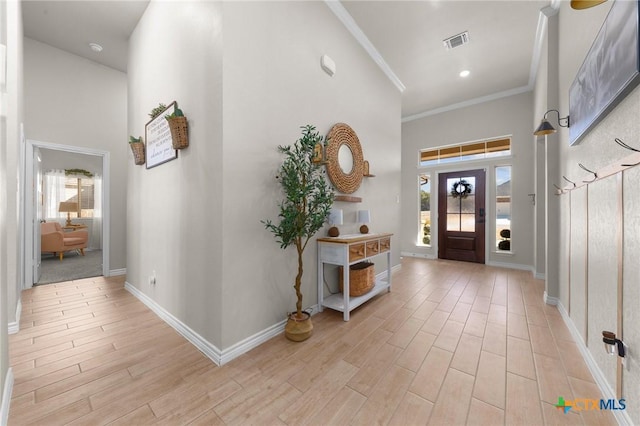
64, 237, 85, 246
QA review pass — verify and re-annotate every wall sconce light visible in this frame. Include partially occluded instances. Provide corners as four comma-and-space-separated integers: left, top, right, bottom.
328, 208, 343, 237
357, 210, 370, 234
534, 109, 570, 136
602, 330, 626, 359
571, 0, 607, 10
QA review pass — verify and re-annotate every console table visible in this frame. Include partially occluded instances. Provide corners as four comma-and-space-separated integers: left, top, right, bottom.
317, 233, 392, 321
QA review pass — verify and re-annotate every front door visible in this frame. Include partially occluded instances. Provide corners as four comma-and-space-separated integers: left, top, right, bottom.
438, 169, 486, 263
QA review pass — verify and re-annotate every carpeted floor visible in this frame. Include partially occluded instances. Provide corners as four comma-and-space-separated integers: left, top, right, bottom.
37, 249, 103, 285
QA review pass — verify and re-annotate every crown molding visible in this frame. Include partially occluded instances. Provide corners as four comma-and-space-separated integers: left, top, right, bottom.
325, 0, 405, 93
402, 85, 532, 123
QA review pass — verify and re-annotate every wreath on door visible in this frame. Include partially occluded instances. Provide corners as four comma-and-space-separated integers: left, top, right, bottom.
450, 179, 473, 199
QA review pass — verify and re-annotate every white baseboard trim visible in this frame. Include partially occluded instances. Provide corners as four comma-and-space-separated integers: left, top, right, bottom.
125, 282, 223, 365
400, 255, 538, 279
543, 291, 558, 306
221, 319, 286, 365
556, 301, 634, 426
109, 268, 126, 277
535, 272, 546, 280
486, 260, 535, 274
1, 368, 13, 425
8, 298, 21, 334
400, 251, 436, 260
124, 282, 323, 366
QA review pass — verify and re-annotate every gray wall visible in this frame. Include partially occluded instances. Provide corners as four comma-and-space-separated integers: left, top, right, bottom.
1, 0, 24, 408
127, 0, 402, 351
23, 38, 128, 271
39, 149, 103, 174
541, 2, 640, 422
401, 91, 535, 270
127, 0, 225, 349
221, 1, 401, 348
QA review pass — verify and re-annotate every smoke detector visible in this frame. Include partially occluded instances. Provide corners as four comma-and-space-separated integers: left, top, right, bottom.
443, 31, 470, 50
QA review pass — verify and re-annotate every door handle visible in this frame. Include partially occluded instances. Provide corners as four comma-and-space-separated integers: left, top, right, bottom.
479, 208, 485, 217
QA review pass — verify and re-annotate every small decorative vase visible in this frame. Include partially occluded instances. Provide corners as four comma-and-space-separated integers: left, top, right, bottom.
284, 311, 313, 342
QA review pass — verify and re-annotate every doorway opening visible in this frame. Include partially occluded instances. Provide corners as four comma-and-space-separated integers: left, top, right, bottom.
23, 140, 110, 288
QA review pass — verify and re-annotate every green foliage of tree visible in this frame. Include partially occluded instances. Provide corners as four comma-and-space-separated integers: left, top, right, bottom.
420, 190, 430, 211
262, 125, 334, 318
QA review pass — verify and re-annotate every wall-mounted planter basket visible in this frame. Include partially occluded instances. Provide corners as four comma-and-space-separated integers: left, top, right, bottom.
130, 142, 146, 165
167, 116, 189, 149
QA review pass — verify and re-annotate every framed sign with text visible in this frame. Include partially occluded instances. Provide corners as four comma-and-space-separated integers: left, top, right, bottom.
146, 101, 178, 168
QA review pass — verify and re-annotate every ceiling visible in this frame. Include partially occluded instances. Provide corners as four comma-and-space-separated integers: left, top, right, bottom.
22, 1, 149, 73
21, 0, 550, 120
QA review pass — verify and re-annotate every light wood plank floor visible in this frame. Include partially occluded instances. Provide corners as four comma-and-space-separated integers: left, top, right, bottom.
9, 258, 616, 425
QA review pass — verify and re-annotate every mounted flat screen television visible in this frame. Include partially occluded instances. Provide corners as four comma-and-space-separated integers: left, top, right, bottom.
569, 0, 640, 146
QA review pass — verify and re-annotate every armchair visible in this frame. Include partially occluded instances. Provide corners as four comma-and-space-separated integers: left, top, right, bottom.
41, 222, 88, 260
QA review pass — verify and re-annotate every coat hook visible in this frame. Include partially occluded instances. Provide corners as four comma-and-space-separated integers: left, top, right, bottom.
615, 138, 640, 152
578, 163, 598, 183
562, 175, 577, 187
553, 184, 565, 195
615, 138, 640, 167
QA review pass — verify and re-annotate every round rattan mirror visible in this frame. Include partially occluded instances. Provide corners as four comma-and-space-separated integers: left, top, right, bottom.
325, 123, 364, 194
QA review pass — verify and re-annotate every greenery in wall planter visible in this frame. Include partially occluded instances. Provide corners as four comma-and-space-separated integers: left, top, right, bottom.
149, 103, 167, 119
262, 125, 334, 342
164, 105, 189, 150
129, 135, 145, 166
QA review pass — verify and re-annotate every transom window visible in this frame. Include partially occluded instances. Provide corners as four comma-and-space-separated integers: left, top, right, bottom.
420, 138, 510, 167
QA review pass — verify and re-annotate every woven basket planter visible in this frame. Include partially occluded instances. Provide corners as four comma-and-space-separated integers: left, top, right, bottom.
167, 116, 189, 149
339, 262, 375, 297
130, 142, 145, 165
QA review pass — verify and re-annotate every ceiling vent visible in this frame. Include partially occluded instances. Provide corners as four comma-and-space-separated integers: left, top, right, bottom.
443, 31, 470, 50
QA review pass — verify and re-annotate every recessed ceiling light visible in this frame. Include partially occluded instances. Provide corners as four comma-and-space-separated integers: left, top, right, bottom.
89, 43, 103, 53
459, 70, 470, 78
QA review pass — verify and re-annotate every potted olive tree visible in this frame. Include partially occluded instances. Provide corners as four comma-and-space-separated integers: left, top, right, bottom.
263, 125, 334, 342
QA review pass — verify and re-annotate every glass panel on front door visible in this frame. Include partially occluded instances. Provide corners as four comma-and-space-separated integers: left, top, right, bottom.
446, 177, 476, 232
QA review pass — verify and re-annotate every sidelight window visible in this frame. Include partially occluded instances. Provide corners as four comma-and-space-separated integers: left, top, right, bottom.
496, 166, 512, 251
419, 174, 431, 246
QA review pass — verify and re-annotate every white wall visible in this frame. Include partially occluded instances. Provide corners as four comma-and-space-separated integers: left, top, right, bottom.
401, 91, 535, 270
545, 2, 640, 423
532, 14, 549, 281
128, 0, 225, 348
23, 38, 127, 270
127, 0, 402, 352
40, 149, 102, 173
0, 0, 23, 412
221, 1, 401, 348
0, 0, 7, 405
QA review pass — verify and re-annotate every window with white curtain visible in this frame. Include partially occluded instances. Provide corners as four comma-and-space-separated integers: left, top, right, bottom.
44, 170, 95, 219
